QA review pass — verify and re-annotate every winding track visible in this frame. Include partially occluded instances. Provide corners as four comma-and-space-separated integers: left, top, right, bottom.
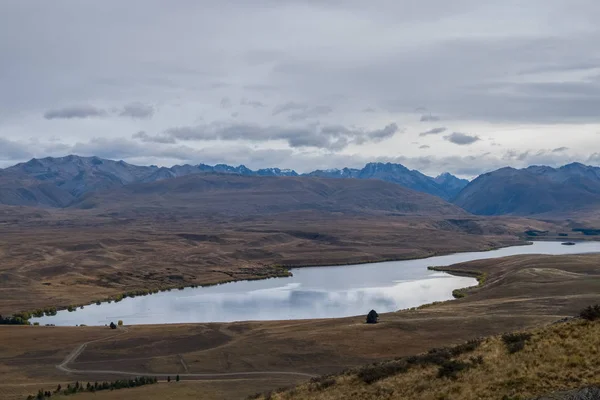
56, 328, 317, 379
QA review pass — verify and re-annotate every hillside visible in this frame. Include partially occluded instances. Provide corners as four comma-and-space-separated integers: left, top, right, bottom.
251, 317, 600, 400
71, 173, 468, 217
453, 163, 600, 216
0, 156, 468, 207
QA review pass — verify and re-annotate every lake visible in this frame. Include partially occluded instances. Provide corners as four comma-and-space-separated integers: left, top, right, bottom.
31, 241, 600, 326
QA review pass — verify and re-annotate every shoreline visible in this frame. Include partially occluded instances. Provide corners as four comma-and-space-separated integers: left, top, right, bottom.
28, 239, 533, 325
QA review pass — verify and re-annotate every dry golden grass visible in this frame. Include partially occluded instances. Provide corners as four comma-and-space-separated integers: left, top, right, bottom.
0, 206, 552, 315
258, 319, 600, 400
3, 247, 600, 399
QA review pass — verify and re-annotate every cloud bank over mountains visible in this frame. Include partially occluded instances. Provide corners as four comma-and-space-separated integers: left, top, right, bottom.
1, 1, 600, 177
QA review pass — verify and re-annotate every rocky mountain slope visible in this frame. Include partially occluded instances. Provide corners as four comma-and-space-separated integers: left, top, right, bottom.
454, 163, 600, 216
71, 173, 468, 217
307, 163, 468, 200
0, 156, 467, 207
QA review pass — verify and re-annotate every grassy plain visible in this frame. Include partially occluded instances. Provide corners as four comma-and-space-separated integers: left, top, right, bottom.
0, 204, 560, 315
2, 252, 600, 399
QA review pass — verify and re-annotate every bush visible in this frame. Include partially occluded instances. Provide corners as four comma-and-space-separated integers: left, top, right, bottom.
355, 337, 482, 384
310, 376, 336, 391
366, 310, 379, 324
502, 332, 532, 354
437, 360, 471, 379
580, 305, 600, 321
357, 360, 409, 384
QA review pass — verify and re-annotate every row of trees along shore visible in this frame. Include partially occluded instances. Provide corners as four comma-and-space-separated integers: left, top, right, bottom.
25, 376, 184, 399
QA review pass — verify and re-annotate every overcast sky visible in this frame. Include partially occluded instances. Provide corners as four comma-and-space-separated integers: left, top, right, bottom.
2, 1, 600, 177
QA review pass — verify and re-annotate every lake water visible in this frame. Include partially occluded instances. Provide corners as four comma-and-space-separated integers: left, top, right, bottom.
32, 241, 600, 326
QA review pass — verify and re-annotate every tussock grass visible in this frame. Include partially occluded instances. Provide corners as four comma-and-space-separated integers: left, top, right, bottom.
250, 318, 600, 400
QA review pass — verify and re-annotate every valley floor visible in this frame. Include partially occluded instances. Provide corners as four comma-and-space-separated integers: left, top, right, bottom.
0, 209, 552, 315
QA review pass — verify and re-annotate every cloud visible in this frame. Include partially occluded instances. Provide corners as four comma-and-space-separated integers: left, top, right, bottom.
419, 127, 447, 136
444, 132, 480, 145
365, 123, 400, 141
44, 106, 107, 119
287, 105, 333, 121
157, 121, 399, 150
419, 145, 430, 149
272, 102, 308, 116
240, 98, 266, 108
363, 108, 376, 113
552, 146, 569, 153
44, 103, 154, 120
420, 114, 441, 122
0, 138, 32, 160
220, 97, 232, 109
119, 102, 154, 119
132, 131, 176, 144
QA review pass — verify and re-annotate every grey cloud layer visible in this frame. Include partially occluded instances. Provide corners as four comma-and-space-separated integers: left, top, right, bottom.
271, 102, 333, 121
44, 106, 107, 120
444, 132, 480, 145
3, 1, 600, 173
420, 127, 447, 136
44, 103, 154, 120
139, 122, 401, 151
119, 102, 154, 119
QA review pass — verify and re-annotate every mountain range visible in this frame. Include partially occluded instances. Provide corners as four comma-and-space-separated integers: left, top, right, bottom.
0, 156, 468, 208
2, 155, 600, 217
454, 162, 600, 216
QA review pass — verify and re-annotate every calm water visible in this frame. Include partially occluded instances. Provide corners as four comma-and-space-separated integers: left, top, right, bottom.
32, 241, 600, 326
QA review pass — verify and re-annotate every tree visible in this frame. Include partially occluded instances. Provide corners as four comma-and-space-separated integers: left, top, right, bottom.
366, 309, 379, 324
118, 320, 123, 326
55, 384, 61, 393
167, 376, 171, 382
176, 374, 180, 382
109, 322, 117, 329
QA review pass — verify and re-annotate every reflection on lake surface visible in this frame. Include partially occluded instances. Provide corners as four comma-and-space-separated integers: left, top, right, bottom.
32, 241, 600, 326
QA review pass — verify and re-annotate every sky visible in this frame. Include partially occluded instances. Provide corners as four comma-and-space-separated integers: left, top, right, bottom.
1, 1, 600, 177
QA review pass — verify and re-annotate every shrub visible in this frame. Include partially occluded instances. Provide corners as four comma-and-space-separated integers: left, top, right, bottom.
502, 332, 532, 354
310, 376, 336, 391
366, 310, 379, 324
580, 304, 600, 321
437, 360, 471, 379
356, 338, 482, 384
357, 360, 409, 384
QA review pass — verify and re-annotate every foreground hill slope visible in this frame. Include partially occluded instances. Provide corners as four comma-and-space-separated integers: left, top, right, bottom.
253, 317, 599, 400
71, 173, 468, 217
454, 163, 600, 216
